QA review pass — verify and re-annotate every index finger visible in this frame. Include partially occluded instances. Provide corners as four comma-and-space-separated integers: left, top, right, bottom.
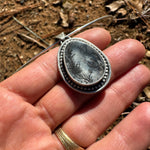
0, 28, 111, 104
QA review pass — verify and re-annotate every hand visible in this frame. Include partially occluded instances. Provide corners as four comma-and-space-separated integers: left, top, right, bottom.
0, 28, 150, 150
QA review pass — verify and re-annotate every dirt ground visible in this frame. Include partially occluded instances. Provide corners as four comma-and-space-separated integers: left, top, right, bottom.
0, 0, 150, 148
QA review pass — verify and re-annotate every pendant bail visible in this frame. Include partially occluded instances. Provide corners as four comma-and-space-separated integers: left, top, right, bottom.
55, 32, 71, 42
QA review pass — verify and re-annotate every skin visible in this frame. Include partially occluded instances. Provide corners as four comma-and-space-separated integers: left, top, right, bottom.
0, 28, 150, 150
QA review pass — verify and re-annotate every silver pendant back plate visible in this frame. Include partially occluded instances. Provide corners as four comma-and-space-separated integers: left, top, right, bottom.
58, 37, 111, 94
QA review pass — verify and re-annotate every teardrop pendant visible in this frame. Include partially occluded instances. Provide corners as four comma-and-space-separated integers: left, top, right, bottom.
58, 37, 111, 94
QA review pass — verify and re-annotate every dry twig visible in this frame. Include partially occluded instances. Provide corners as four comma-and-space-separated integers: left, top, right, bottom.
0, 19, 41, 37
17, 33, 47, 49
123, 0, 150, 28
0, 16, 11, 25
132, 102, 140, 107
16, 54, 23, 65
0, 3, 40, 18
13, 16, 50, 46
0, 26, 22, 36
121, 112, 130, 115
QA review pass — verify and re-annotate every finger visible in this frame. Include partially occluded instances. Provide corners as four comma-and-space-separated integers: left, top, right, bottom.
37, 39, 147, 130
88, 102, 150, 150
0, 28, 111, 104
105, 39, 146, 80
59, 64, 150, 148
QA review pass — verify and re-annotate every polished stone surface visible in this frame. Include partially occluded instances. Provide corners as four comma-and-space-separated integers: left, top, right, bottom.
64, 41, 105, 86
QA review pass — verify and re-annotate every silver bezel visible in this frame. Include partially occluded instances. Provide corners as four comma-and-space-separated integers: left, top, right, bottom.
58, 38, 111, 94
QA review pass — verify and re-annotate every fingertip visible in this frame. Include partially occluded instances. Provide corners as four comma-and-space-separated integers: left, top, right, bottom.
127, 64, 150, 93
77, 27, 111, 50
89, 28, 111, 49
127, 102, 150, 144
139, 64, 150, 83
105, 38, 146, 79
136, 102, 150, 129
120, 39, 146, 59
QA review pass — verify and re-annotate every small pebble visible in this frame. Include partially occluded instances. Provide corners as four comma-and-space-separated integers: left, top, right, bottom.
20, 55, 24, 59
63, 1, 72, 10
38, 6, 43, 11
146, 51, 150, 58
34, 51, 38, 55
144, 86, 150, 99
53, 0, 62, 6
3, 37, 7, 41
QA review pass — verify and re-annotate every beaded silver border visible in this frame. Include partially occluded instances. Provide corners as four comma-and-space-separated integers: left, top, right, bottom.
58, 38, 111, 94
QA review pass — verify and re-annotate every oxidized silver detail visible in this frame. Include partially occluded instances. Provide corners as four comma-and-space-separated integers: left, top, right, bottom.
58, 38, 111, 94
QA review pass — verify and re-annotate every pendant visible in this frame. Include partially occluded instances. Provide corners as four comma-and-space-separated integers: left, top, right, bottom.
58, 37, 111, 94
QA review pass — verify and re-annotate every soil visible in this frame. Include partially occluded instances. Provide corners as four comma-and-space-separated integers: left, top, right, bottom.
0, 0, 150, 148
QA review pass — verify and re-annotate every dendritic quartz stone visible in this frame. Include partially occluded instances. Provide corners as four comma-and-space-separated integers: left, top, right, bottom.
58, 38, 111, 94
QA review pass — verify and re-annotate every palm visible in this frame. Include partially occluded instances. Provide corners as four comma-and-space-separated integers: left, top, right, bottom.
0, 89, 56, 149
0, 28, 150, 150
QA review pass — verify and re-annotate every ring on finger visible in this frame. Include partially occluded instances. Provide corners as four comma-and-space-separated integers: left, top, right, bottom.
55, 128, 85, 150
